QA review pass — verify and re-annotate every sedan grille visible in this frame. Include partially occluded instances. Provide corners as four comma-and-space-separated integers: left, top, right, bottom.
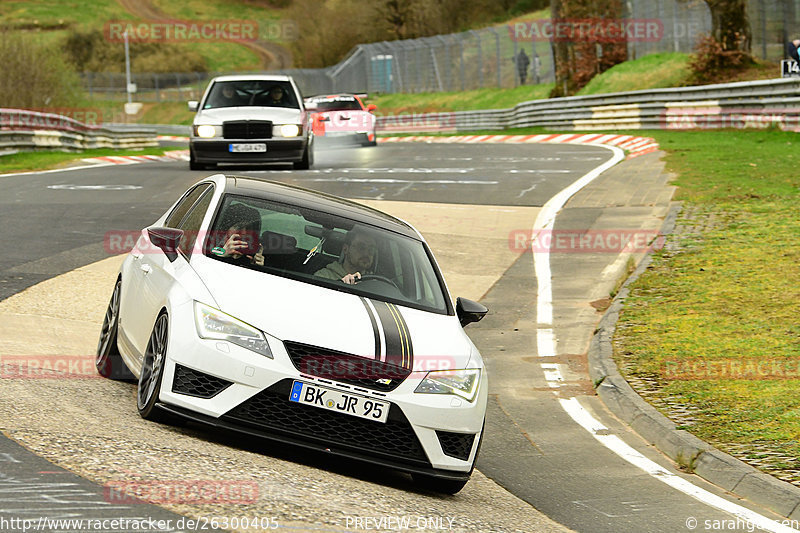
436, 431, 476, 461
284, 341, 410, 392
223, 120, 272, 139
222, 379, 429, 465
172, 364, 233, 399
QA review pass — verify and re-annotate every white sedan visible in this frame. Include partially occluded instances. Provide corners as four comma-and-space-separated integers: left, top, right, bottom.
96, 174, 489, 493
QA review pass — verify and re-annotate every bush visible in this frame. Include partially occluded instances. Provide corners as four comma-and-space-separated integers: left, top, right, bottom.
62, 29, 207, 73
689, 34, 753, 84
0, 33, 80, 109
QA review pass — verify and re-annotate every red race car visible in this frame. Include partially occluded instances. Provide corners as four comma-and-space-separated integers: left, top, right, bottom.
305, 93, 377, 147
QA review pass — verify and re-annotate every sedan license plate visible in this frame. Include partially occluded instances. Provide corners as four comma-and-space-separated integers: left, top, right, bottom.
229, 143, 266, 153
289, 381, 389, 423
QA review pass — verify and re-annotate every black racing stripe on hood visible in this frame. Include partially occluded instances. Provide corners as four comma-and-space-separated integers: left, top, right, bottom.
371, 300, 413, 370
359, 296, 381, 359
372, 300, 403, 368
387, 302, 413, 369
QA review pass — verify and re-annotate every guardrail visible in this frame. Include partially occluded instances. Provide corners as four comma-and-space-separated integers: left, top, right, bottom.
0, 109, 158, 154
376, 78, 800, 133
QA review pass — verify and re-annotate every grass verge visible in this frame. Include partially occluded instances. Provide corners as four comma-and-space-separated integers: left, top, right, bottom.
0, 147, 185, 174
611, 128, 800, 485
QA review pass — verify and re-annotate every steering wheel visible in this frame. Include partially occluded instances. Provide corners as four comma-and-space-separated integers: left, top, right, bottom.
358, 274, 399, 290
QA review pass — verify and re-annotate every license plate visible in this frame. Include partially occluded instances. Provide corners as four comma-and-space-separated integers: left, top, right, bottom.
229, 143, 266, 153
289, 381, 389, 423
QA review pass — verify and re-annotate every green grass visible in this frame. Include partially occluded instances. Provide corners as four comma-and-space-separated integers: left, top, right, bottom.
0, 0, 134, 29
1, 0, 283, 73
577, 52, 692, 95
369, 84, 554, 115
612, 128, 800, 472
0, 147, 185, 174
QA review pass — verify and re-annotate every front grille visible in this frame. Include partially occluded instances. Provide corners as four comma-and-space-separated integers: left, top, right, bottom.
172, 364, 233, 399
284, 341, 410, 392
436, 431, 476, 461
222, 379, 429, 465
223, 121, 272, 139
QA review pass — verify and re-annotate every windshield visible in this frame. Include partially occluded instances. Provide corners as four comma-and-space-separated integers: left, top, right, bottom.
309, 97, 363, 112
203, 194, 449, 314
202, 80, 299, 110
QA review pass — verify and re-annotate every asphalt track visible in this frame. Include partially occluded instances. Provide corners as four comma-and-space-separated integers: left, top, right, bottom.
0, 142, 790, 532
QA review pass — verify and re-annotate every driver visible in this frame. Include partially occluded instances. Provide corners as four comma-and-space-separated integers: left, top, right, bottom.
314, 228, 376, 284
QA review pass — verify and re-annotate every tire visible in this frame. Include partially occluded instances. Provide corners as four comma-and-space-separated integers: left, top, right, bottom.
137, 312, 170, 422
293, 143, 313, 170
189, 148, 203, 170
95, 279, 135, 380
362, 133, 377, 147
190, 149, 215, 170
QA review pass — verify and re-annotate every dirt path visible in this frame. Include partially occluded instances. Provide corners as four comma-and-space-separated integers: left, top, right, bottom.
116, 0, 293, 70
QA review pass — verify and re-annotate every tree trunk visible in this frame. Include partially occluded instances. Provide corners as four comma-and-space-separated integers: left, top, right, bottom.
705, 0, 751, 52
550, 0, 628, 97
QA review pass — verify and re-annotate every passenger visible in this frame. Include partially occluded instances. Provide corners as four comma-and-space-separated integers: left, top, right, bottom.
211, 204, 264, 266
215, 85, 242, 107
218, 222, 264, 266
314, 228, 376, 284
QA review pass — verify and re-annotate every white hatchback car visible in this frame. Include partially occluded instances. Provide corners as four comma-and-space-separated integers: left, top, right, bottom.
188, 75, 313, 170
96, 175, 489, 493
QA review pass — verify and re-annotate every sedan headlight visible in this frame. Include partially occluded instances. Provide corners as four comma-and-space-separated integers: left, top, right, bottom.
414, 368, 481, 402
193, 302, 272, 358
276, 124, 301, 137
195, 125, 217, 138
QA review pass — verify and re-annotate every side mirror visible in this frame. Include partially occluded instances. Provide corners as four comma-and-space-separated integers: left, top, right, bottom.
366, 103, 377, 112
305, 101, 318, 111
188, 101, 199, 112
147, 227, 183, 262
456, 297, 488, 327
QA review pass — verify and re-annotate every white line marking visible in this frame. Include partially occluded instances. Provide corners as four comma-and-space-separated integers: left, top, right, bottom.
531, 145, 625, 325
0, 161, 117, 178
560, 398, 797, 533
533, 144, 795, 531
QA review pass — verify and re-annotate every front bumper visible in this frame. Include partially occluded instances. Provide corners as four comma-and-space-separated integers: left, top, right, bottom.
157, 300, 487, 474
190, 138, 307, 163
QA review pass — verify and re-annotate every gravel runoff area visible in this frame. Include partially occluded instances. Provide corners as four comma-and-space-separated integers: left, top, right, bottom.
0, 204, 570, 533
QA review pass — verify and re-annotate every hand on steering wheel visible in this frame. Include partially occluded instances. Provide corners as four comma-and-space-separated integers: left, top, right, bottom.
357, 274, 399, 290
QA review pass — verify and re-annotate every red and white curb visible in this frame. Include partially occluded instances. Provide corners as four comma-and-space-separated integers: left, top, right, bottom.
378, 133, 659, 159
157, 135, 190, 142
82, 150, 189, 166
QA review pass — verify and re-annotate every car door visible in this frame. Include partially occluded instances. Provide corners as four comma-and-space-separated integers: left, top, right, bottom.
122, 184, 214, 359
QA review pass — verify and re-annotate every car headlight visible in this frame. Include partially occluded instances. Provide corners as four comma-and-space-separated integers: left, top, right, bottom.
195, 125, 217, 138
277, 124, 300, 137
414, 368, 481, 402
193, 302, 272, 358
